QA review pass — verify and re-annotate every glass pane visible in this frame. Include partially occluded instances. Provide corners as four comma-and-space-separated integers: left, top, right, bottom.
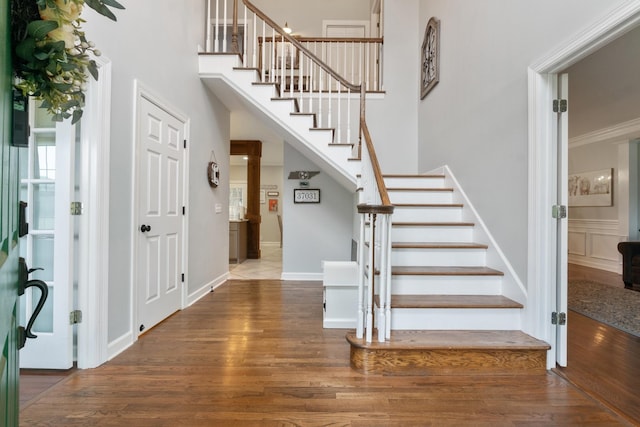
32, 235, 54, 281
32, 285, 53, 334
18, 147, 28, 181
33, 183, 55, 230
20, 183, 27, 204
34, 133, 56, 180
19, 235, 27, 258
34, 102, 55, 129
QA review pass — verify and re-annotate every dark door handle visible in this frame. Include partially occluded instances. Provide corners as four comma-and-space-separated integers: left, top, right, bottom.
17, 257, 49, 349
140, 224, 151, 233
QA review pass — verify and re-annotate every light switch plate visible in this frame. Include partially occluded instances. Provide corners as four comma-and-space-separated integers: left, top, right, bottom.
215, 203, 222, 214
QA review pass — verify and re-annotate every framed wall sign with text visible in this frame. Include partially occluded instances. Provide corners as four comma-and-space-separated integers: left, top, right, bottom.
294, 188, 320, 204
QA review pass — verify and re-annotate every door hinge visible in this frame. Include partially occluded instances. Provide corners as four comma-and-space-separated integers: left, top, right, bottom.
183, 139, 187, 149
552, 204, 567, 219
551, 311, 566, 325
182, 206, 186, 215
181, 273, 185, 283
70, 310, 83, 325
70, 201, 83, 215
553, 99, 567, 113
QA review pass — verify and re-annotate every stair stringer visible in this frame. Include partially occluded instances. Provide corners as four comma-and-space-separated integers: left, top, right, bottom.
198, 54, 359, 191
433, 165, 528, 307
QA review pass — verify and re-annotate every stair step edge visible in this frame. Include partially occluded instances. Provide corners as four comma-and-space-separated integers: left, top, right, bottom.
380, 294, 523, 309
346, 330, 550, 351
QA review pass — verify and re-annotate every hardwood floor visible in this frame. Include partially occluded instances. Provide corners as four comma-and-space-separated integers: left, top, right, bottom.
20, 279, 632, 426
556, 263, 640, 425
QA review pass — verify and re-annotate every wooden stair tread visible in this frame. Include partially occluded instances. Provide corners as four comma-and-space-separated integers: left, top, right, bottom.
391, 266, 504, 276
379, 294, 523, 309
393, 203, 463, 208
391, 221, 475, 227
346, 330, 550, 351
387, 187, 453, 192
383, 174, 445, 179
392, 242, 488, 249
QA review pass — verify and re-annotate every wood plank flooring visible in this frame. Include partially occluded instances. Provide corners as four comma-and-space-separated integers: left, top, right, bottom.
20, 280, 631, 426
557, 263, 640, 424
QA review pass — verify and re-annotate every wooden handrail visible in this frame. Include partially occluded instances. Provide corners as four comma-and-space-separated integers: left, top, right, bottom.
242, 0, 360, 93
258, 36, 383, 44
360, 118, 392, 207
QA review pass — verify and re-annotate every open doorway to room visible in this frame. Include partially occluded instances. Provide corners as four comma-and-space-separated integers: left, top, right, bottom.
552, 22, 640, 422
229, 138, 284, 280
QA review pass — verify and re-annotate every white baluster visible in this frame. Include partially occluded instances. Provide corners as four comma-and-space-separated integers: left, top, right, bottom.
374, 42, 379, 91
223, 0, 227, 53
365, 42, 370, 92
356, 213, 366, 339
347, 88, 351, 145
261, 21, 265, 82
206, 0, 212, 52
214, 0, 219, 52
308, 51, 313, 112
243, 4, 247, 66
366, 213, 375, 343
327, 43, 332, 132
298, 42, 304, 106
252, 10, 256, 68
378, 213, 390, 342
385, 213, 392, 340
289, 40, 294, 98
359, 42, 363, 94
280, 35, 285, 93
270, 28, 275, 83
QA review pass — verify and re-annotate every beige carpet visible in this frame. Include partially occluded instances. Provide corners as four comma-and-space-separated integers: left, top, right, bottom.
568, 279, 640, 337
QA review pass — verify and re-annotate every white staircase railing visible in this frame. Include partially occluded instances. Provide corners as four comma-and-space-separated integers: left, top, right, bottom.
204, 0, 393, 342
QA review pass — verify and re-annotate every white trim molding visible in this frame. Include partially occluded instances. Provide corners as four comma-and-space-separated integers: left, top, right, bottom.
568, 219, 623, 273
187, 273, 229, 307
528, 1, 640, 369
77, 55, 112, 369
569, 117, 640, 148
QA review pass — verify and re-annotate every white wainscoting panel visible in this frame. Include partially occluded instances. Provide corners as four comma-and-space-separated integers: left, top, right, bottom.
568, 219, 623, 273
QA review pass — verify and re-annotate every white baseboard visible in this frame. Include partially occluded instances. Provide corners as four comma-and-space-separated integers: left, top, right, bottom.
260, 241, 280, 247
323, 319, 356, 329
187, 273, 229, 306
107, 330, 134, 361
280, 272, 323, 281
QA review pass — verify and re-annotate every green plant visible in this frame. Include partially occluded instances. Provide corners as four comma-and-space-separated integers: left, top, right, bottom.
11, 0, 124, 123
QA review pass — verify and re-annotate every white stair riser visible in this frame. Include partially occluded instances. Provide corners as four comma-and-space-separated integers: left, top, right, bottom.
390, 308, 522, 330
387, 275, 502, 295
390, 248, 486, 266
392, 207, 462, 222
390, 226, 474, 242
389, 191, 453, 204
384, 177, 445, 188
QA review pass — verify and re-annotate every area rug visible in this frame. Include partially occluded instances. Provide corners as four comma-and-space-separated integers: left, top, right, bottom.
568, 280, 640, 337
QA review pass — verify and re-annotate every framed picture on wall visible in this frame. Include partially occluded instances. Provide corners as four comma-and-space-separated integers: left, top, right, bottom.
568, 168, 613, 207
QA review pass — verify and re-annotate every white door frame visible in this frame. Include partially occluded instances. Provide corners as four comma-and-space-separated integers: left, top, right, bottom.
131, 80, 190, 341
76, 56, 112, 368
527, 1, 640, 369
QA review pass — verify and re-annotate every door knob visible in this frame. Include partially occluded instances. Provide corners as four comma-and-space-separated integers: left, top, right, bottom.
140, 224, 151, 232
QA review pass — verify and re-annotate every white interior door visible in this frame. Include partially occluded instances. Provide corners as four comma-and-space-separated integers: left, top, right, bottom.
19, 102, 74, 369
323, 21, 369, 88
555, 73, 569, 366
136, 94, 185, 334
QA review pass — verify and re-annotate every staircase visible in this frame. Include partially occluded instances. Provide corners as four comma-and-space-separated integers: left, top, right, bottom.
347, 173, 550, 375
199, 0, 549, 376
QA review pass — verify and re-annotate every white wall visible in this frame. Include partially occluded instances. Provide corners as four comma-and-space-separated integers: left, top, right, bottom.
251, 0, 371, 36
282, 144, 354, 279
416, 0, 630, 280
83, 1, 230, 348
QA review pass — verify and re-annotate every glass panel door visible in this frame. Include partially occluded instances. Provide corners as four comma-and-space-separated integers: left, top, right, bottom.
19, 101, 74, 369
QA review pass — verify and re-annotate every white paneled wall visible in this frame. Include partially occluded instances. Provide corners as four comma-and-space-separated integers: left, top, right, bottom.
568, 219, 623, 273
